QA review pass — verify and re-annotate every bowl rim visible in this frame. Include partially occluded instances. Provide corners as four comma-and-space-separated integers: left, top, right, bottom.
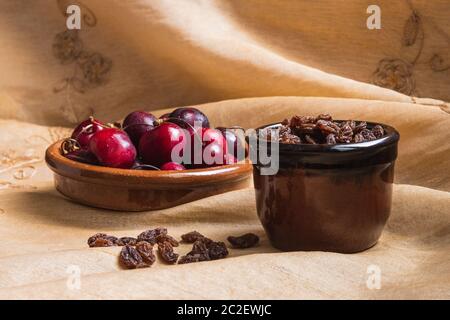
254, 120, 400, 153
45, 140, 252, 187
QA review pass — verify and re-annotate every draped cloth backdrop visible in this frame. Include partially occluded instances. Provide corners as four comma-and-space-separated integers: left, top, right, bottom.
0, 0, 449, 299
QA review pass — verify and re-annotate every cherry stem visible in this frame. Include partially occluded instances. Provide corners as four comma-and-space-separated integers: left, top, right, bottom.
132, 164, 160, 171
61, 138, 81, 155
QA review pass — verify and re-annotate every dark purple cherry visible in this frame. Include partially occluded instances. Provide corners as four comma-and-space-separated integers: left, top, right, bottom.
139, 122, 187, 167
160, 162, 186, 171
89, 128, 136, 168
71, 117, 105, 149
169, 107, 210, 129
216, 127, 248, 160
64, 149, 98, 165
159, 113, 171, 122
123, 111, 157, 147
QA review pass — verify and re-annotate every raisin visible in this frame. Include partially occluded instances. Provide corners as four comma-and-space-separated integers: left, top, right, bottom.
316, 114, 332, 121
326, 134, 337, 144
178, 237, 228, 264
137, 227, 167, 245
316, 120, 337, 135
157, 241, 179, 264
178, 253, 209, 264
87, 233, 117, 247
135, 241, 156, 266
119, 245, 148, 269
117, 237, 137, 246
181, 231, 205, 243
208, 241, 229, 260
354, 133, 365, 143
90, 238, 115, 247
354, 121, 367, 133
360, 129, 376, 141
372, 125, 384, 138
156, 234, 179, 247
227, 233, 260, 249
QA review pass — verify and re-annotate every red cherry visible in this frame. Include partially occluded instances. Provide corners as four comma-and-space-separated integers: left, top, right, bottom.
123, 111, 157, 147
216, 127, 248, 160
202, 128, 227, 163
169, 107, 210, 128
139, 122, 186, 167
160, 162, 186, 171
89, 128, 136, 168
71, 117, 105, 149
223, 154, 237, 165
64, 149, 98, 165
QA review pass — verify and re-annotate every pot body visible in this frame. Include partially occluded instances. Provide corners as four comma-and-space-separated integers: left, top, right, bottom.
254, 163, 394, 253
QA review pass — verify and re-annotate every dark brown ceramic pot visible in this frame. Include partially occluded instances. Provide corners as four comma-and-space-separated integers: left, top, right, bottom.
46, 140, 252, 211
252, 122, 399, 253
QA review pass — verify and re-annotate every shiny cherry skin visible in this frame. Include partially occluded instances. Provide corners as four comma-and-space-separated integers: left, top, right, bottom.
160, 162, 186, 171
89, 128, 136, 168
71, 117, 105, 149
123, 111, 157, 147
139, 122, 186, 167
169, 107, 210, 128
216, 127, 248, 160
190, 128, 227, 167
223, 153, 237, 165
64, 149, 98, 165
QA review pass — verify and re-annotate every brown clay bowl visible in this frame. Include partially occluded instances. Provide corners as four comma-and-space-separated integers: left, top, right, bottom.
45, 140, 252, 211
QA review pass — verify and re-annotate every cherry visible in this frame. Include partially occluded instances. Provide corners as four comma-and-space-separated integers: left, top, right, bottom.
139, 122, 186, 167
223, 154, 237, 165
123, 111, 157, 147
89, 128, 136, 168
160, 162, 186, 171
169, 107, 210, 128
216, 127, 248, 160
71, 117, 105, 149
189, 128, 227, 167
159, 113, 171, 122
65, 149, 98, 165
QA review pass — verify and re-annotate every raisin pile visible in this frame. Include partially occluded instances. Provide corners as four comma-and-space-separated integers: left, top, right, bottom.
87, 229, 259, 269
267, 114, 385, 145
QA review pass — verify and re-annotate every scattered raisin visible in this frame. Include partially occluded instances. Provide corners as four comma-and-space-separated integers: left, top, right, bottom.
117, 237, 137, 246
119, 245, 148, 269
135, 241, 156, 266
178, 253, 209, 264
181, 231, 205, 243
87, 233, 117, 247
158, 241, 179, 264
137, 227, 167, 245
208, 241, 229, 260
156, 234, 179, 247
227, 233, 260, 249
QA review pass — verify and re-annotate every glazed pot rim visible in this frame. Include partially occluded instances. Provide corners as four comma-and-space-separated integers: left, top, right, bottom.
45, 140, 252, 187
252, 121, 399, 168
255, 120, 400, 153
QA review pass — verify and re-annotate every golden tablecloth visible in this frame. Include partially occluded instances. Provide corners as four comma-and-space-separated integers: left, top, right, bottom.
0, 1, 449, 299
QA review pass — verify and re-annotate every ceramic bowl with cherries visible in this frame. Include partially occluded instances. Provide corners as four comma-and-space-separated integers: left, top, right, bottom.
61, 107, 248, 171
